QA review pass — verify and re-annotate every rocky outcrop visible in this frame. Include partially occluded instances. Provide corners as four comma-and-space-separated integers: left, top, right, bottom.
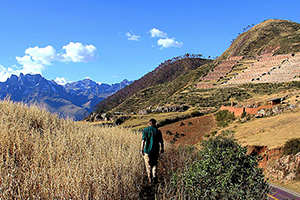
139, 105, 190, 115
267, 153, 300, 182
220, 103, 298, 118
255, 104, 298, 118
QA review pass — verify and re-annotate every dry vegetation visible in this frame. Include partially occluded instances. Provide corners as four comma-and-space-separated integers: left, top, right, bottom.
0, 99, 144, 199
234, 108, 300, 148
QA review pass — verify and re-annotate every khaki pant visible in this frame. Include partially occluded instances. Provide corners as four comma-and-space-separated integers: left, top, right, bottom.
143, 153, 159, 181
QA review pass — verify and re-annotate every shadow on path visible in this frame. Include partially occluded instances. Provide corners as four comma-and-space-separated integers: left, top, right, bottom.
139, 175, 165, 200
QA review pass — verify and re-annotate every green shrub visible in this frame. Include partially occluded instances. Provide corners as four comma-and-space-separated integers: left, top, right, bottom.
211, 131, 217, 137
282, 138, 300, 155
217, 121, 229, 127
172, 137, 269, 199
214, 110, 235, 127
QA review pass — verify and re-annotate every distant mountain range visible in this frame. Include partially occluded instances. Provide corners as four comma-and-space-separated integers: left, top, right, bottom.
0, 73, 132, 120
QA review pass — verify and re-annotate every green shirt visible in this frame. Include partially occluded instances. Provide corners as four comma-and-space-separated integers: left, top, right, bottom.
142, 126, 163, 155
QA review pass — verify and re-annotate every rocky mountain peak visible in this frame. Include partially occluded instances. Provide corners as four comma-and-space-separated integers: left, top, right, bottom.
0, 73, 132, 120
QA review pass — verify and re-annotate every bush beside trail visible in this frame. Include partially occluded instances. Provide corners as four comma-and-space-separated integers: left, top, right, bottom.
158, 137, 269, 199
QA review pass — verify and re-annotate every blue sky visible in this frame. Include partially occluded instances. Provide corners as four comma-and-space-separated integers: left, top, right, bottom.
0, 0, 300, 85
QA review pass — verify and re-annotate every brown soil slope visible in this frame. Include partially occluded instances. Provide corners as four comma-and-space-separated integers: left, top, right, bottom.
160, 115, 216, 147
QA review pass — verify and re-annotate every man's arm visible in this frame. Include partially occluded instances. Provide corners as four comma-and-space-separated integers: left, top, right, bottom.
140, 140, 145, 156
160, 141, 164, 154
159, 130, 164, 153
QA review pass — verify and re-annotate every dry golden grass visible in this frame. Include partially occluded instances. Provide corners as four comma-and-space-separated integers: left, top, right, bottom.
0, 99, 144, 199
234, 108, 300, 149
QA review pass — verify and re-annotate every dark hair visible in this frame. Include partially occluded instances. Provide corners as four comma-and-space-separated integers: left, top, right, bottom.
149, 118, 156, 126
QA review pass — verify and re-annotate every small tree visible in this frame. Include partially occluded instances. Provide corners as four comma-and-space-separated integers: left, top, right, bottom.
214, 110, 236, 127
241, 111, 247, 118
172, 137, 269, 199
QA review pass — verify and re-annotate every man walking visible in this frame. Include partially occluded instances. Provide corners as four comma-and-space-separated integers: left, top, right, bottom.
140, 118, 164, 185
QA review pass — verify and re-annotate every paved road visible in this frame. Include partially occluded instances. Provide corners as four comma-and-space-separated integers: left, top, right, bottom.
268, 184, 300, 200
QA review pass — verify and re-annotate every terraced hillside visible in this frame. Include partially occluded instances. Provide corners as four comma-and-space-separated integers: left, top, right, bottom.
89, 19, 300, 122
196, 53, 300, 87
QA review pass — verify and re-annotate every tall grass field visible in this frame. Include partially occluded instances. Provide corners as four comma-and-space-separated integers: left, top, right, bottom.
0, 99, 144, 199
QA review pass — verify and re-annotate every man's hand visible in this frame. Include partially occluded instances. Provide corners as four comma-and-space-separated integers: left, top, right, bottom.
140, 150, 144, 157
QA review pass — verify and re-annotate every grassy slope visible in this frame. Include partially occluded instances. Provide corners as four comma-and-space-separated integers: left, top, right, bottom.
234, 109, 300, 149
105, 60, 216, 114
94, 57, 212, 114
210, 85, 300, 149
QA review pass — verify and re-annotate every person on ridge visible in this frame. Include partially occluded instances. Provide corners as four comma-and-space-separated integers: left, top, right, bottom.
140, 118, 164, 185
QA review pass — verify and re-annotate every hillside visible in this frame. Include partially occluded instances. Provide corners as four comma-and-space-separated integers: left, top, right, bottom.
219, 19, 300, 59
93, 55, 213, 114
90, 19, 300, 120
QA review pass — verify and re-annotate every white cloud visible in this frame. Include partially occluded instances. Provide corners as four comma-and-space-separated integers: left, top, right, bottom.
149, 28, 183, 49
157, 38, 183, 49
126, 31, 141, 41
0, 65, 10, 82
54, 77, 70, 85
62, 42, 97, 62
0, 42, 97, 82
15, 45, 57, 76
24, 45, 57, 65
149, 28, 167, 38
